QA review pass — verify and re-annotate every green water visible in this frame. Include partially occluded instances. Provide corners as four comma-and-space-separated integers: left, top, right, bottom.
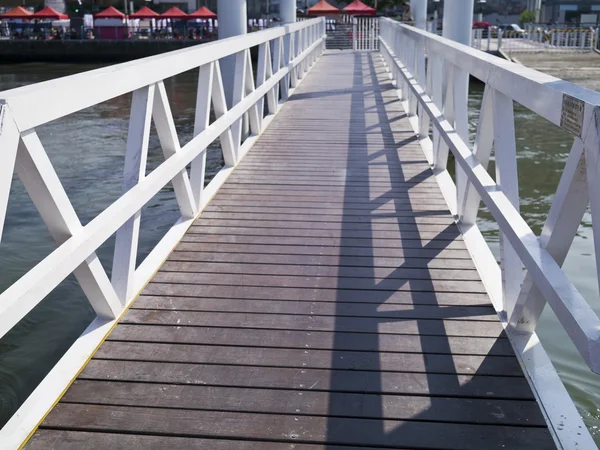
468, 83, 600, 443
0, 62, 598, 444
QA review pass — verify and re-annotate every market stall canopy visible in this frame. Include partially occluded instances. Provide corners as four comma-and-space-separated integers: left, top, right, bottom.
308, 0, 340, 15
188, 6, 216, 19
343, 0, 376, 16
160, 7, 188, 19
32, 6, 68, 19
94, 6, 126, 19
130, 6, 159, 19
0, 6, 33, 19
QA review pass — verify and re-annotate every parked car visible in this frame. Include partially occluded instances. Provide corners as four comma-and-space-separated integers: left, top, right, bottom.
497, 23, 525, 35
473, 21, 491, 29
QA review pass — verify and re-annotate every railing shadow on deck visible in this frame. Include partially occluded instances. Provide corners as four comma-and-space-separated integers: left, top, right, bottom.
323, 51, 551, 449
378, 18, 600, 449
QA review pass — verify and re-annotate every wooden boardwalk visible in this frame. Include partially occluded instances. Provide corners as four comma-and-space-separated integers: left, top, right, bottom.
25, 52, 554, 449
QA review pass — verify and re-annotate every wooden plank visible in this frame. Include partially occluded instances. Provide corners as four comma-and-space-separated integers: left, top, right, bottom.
93, 341, 522, 376
131, 296, 495, 319
197, 211, 457, 225
209, 199, 450, 212
109, 324, 514, 355
214, 188, 447, 200
211, 196, 450, 208
212, 183, 443, 193
149, 272, 487, 294
158, 261, 482, 281
78, 359, 536, 399
26, 430, 389, 450
38, 404, 554, 449
201, 205, 455, 218
180, 234, 466, 250
175, 242, 472, 259
62, 380, 547, 426
142, 283, 492, 306
167, 250, 478, 270
185, 226, 461, 241
121, 310, 504, 337
189, 218, 459, 232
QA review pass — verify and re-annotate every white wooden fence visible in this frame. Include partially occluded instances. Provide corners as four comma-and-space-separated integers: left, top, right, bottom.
0, 17, 326, 448
353, 17, 379, 51
379, 17, 599, 450
498, 28, 597, 52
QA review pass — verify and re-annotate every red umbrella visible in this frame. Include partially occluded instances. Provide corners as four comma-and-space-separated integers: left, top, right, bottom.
188, 6, 216, 19
130, 6, 159, 19
343, 0, 376, 16
0, 6, 33, 19
160, 7, 188, 19
94, 6, 126, 19
308, 0, 340, 15
32, 6, 68, 20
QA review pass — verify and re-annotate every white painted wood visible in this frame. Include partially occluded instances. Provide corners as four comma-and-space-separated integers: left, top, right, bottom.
256, 43, 269, 129
493, 89, 523, 319
417, 45, 431, 148
434, 64, 453, 172
281, 34, 292, 100
430, 54, 443, 167
2, 18, 325, 132
511, 139, 589, 332
11, 131, 122, 326
0, 105, 20, 243
0, 24, 324, 342
230, 50, 248, 157
190, 62, 214, 210
459, 84, 494, 225
111, 85, 155, 304
583, 110, 600, 323
290, 32, 299, 89
453, 67, 470, 221
243, 49, 261, 136
272, 37, 284, 105
153, 81, 197, 220
210, 60, 237, 167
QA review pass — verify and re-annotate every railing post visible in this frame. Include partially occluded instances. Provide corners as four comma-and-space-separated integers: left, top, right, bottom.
493, 90, 523, 319
510, 139, 588, 333
112, 85, 155, 303
353, 18, 357, 51
281, 33, 292, 100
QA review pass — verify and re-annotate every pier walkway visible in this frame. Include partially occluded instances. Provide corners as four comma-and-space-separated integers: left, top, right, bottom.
3, 16, 600, 450
24, 51, 553, 449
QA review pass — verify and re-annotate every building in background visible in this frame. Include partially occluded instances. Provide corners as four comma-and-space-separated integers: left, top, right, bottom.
541, 0, 600, 24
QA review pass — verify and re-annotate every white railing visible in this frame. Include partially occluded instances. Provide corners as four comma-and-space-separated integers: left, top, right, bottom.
498, 28, 597, 53
379, 18, 599, 449
353, 17, 379, 51
0, 17, 325, 448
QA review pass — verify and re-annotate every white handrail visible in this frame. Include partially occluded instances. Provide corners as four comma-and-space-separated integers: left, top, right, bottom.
379, 18, 599, 449
0, 17, 326, 448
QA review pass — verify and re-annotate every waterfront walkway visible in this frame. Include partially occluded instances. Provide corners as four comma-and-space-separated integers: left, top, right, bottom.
25, 51, 554, 449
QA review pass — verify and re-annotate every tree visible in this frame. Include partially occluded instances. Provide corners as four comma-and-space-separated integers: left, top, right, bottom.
519, 10, 536, 26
